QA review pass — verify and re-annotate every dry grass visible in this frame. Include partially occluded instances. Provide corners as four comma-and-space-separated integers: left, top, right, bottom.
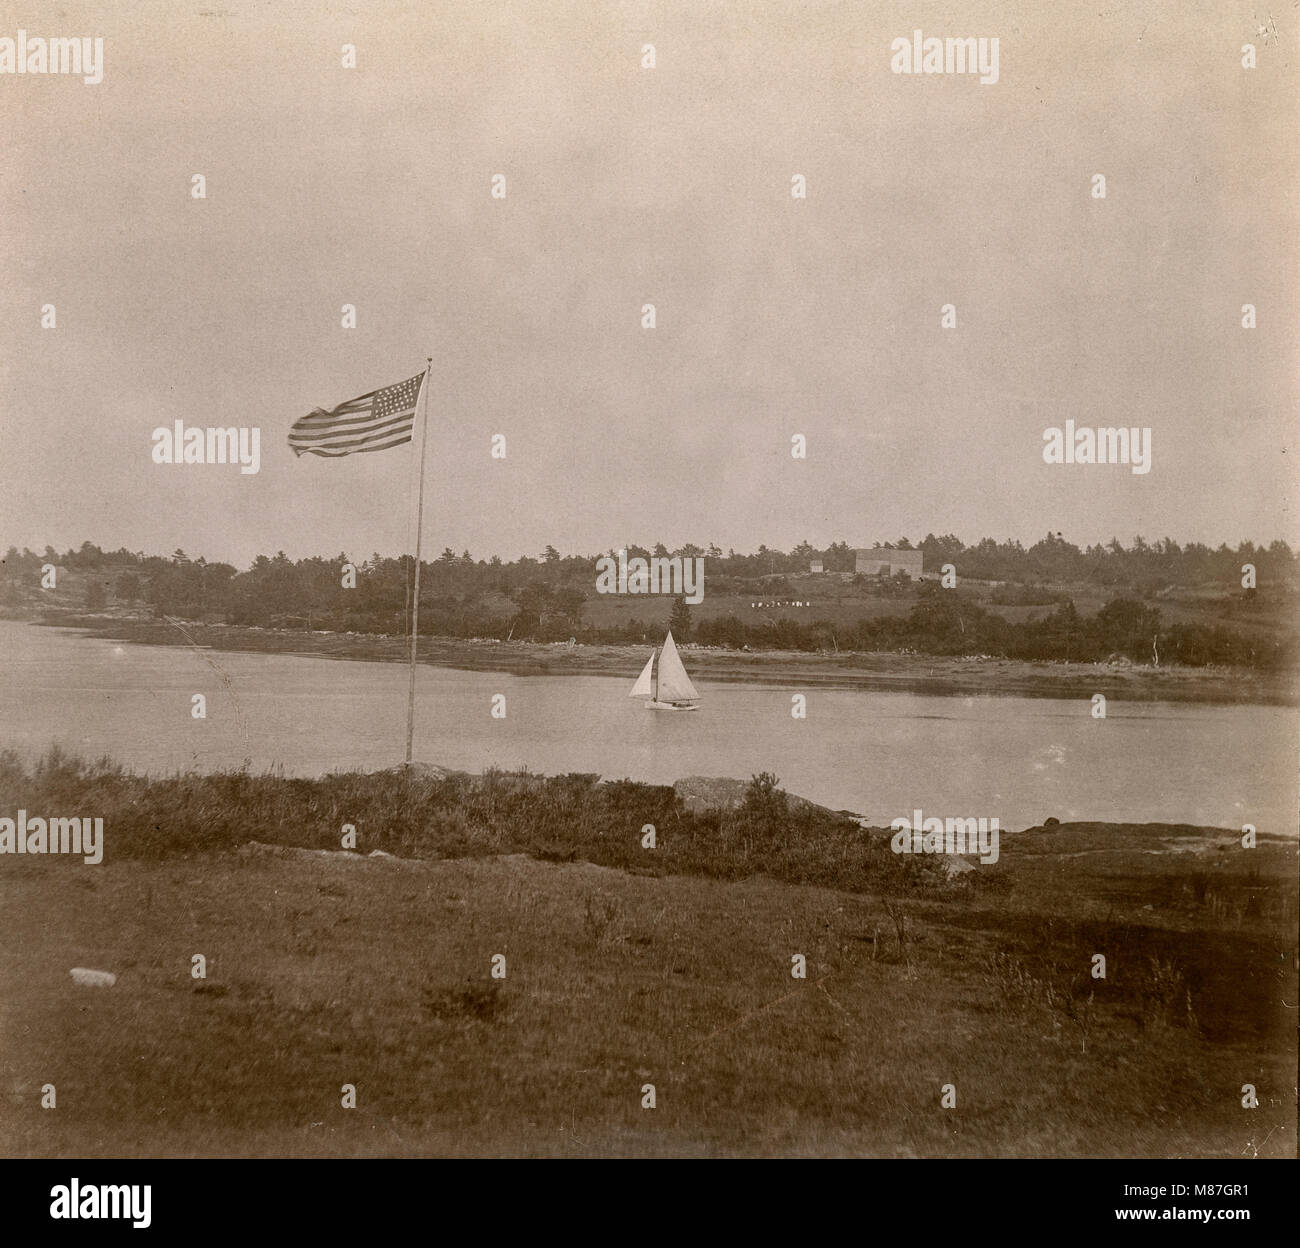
0, 823, 1293, 1158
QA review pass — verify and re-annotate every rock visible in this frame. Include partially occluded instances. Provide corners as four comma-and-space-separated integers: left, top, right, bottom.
383, 761, 457, 780
70, 968, 116, 988
240, 841, 361, 861
239, 840, 287, 858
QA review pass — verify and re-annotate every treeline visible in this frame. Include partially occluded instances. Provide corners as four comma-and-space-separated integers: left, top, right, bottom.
2, 534, 1293, 669
684, 589, 1286, 669
7, 531, 1297, 594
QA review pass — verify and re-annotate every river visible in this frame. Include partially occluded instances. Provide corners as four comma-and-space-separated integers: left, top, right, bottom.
1, 621, 1295, 832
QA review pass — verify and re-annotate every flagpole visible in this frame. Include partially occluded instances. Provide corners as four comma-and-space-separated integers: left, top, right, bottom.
405, 358, 434, 767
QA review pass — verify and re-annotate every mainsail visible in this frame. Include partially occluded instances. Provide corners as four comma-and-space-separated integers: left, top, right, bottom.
655, 630, 700, 703
629, 652, 655, 697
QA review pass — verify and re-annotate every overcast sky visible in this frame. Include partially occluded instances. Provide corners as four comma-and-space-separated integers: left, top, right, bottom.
2, 0, 1295, 567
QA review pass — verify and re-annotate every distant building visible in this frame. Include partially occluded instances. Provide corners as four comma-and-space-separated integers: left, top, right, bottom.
854, 548, 924, 577
809, 559, 823, 573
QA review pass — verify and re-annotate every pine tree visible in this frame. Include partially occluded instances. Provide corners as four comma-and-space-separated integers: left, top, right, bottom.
668, 594, 692, 641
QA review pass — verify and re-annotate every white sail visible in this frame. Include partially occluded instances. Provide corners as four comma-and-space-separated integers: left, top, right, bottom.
629, 652, 655, 697
654, 630, 700, 703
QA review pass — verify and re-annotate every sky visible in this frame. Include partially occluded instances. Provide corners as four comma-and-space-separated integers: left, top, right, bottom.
2, 0, 1296, 568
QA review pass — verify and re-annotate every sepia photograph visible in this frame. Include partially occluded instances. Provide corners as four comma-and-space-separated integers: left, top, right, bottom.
1, 0, 1296, 1212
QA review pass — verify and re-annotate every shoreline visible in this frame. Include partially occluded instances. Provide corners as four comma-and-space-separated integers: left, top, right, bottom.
21, 612, 1298, 706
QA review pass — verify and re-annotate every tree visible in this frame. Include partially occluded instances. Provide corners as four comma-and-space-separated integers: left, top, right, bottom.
1094, 597, 1162, 660
510, 582, 551, 639
553, 587, 586, 630
115, 572, 143, 603
85, 580, 107, 609
668, 594, 692, 641
741, 772, 788, 837
1044, 598, 1083, 662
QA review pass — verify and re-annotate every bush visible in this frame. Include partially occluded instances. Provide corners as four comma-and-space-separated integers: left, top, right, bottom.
0, 749, 942, 898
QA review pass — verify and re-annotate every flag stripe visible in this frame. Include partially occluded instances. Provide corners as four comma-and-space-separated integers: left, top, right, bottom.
292, 420, 416, 454
294, 396, 378, 425
296, 431, 414, 457
289, 411, 416, 444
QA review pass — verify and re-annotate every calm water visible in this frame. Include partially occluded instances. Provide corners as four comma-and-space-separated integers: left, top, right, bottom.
1, 621, 1295, 833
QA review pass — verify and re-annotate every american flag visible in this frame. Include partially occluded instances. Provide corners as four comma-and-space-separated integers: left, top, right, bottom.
288, 371, 425, 457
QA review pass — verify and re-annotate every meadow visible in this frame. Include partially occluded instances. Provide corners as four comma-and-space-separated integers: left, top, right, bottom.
0, 750, 1294, 1157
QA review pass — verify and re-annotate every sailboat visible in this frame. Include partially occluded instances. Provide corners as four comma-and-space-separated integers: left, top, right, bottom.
629, 629, 701, 711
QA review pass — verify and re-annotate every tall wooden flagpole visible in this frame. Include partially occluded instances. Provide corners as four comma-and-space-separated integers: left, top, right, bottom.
405, 358, 434, 766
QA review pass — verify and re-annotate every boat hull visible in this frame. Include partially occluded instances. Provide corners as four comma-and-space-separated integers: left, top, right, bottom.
646, 700, 699, 712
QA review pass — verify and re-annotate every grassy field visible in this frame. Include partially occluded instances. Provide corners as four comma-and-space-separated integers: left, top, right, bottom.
1, 755, 1295, 1157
